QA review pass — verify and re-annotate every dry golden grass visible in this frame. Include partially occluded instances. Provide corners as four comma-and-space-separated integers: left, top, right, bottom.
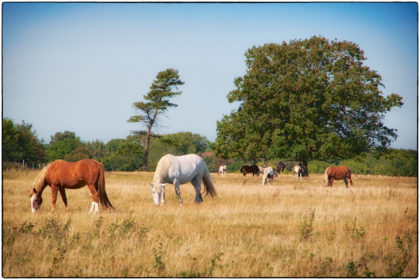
3, 169, 418, 277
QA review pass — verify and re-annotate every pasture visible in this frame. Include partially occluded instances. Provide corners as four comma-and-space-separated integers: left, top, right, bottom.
3, 169, 418, 277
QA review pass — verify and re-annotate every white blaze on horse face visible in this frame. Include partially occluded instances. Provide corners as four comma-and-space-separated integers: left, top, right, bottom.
30, 194, 37, 213
151, 183, 166, 205
152, 187, 160, 205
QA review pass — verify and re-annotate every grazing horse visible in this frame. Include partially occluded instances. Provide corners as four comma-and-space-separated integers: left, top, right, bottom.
218, 165, 227, 176
294, 165, 304, 181
276, 161, 286, 174
29, 159, 113, 213
324, 166, 353, 188
262, 167, 274, 186
150, 154, 217, 205
240, 165, 260, 176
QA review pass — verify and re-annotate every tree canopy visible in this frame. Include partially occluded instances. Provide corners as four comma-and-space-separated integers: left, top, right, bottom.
214, 36, 403, 164
46, 131, 85, 162
2, 118, 45, 165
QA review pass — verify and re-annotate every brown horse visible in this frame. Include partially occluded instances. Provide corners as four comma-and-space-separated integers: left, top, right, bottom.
276, 161, 286, 173
29, 159, 113, 213
240, 165, 260, 176
324, 166, 353, 188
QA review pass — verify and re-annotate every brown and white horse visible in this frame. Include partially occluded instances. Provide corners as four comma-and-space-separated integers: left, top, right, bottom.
218, 165, 227, 176
294, 165, 304, 181
29, 159, 113, 213
324, 166, 353, 188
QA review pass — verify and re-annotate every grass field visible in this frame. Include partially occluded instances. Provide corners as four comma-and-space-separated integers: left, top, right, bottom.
2, 169, 418, 277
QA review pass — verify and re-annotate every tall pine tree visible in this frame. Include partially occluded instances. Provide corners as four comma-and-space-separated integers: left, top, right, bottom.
128, 68, 184, 170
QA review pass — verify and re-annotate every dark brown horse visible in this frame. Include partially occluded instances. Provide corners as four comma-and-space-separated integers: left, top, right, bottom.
276, 161, 286, 173
240, 165, 260, 176
29, 159, 113, 213
324, 166, 353, 188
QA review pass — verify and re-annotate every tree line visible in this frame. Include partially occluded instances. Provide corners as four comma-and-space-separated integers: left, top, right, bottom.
2, 118, 211, 171
2, 118, 417, 176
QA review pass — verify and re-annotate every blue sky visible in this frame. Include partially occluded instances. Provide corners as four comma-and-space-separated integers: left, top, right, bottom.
3, 2, 418, 150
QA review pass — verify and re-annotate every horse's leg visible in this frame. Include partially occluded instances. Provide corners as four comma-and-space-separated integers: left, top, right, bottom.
173, 179, 182, 204
344, 178, 348, 188
87, 184, 99, 213
50, 185, 59, 213
59, 188, 69, 212
191, 176, 203, 203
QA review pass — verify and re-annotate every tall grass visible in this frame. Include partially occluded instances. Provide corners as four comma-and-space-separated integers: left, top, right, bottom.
3, 170, 417, 277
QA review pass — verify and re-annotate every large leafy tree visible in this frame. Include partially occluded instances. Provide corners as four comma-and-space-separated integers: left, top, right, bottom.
2, 118, 45, 165
102, 136, 144, 171
128, 68, 184, 170
45, 131, 85, 162
214, 36, 403, 169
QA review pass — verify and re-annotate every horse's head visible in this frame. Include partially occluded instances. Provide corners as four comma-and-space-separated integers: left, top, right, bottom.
29, 188, 43, 213
150, 183, 166, 205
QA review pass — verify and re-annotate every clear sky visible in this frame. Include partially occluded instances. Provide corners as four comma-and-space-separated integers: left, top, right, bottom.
3, 2, 418, 150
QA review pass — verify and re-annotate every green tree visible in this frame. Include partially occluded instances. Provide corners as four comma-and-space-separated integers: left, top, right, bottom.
128, 68, 184, 171
105, 139, 125, 153
86, 140, 106, 160
45, 131, 84, 162
102, 137, 144, 171
214, 36, 403, 170
159, 132, 210, 155
2, 118, 45, 165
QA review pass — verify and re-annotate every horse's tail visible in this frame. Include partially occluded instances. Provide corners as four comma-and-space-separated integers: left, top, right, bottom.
203, 165, 217, 197
97, 162, 114, 209
324, 167, 330, 186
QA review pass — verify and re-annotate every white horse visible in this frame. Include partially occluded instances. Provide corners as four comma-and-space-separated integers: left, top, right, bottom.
262, 167, 274, 186
150, 154, 217, 205
218, 165, 227, 176
294, 165, 304, 181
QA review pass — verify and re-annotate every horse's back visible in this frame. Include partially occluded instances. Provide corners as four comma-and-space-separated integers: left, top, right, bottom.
329, 166, 351, 179
173, 154, 204, 175
47, 159, 101, 186
155, 154, 205, 184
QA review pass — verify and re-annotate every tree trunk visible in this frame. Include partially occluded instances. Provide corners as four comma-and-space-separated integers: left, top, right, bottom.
263, 158, 268, 167
143, 126, 152, 171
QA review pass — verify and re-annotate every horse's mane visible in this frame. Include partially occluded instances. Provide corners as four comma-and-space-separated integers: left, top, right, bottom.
153, 155, 173, 182
31, 163, 52, 194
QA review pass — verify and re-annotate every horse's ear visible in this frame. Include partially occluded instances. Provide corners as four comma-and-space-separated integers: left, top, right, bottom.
160, 184, 166, 188
33, 188, 37, 193
149, 183, 154, 188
